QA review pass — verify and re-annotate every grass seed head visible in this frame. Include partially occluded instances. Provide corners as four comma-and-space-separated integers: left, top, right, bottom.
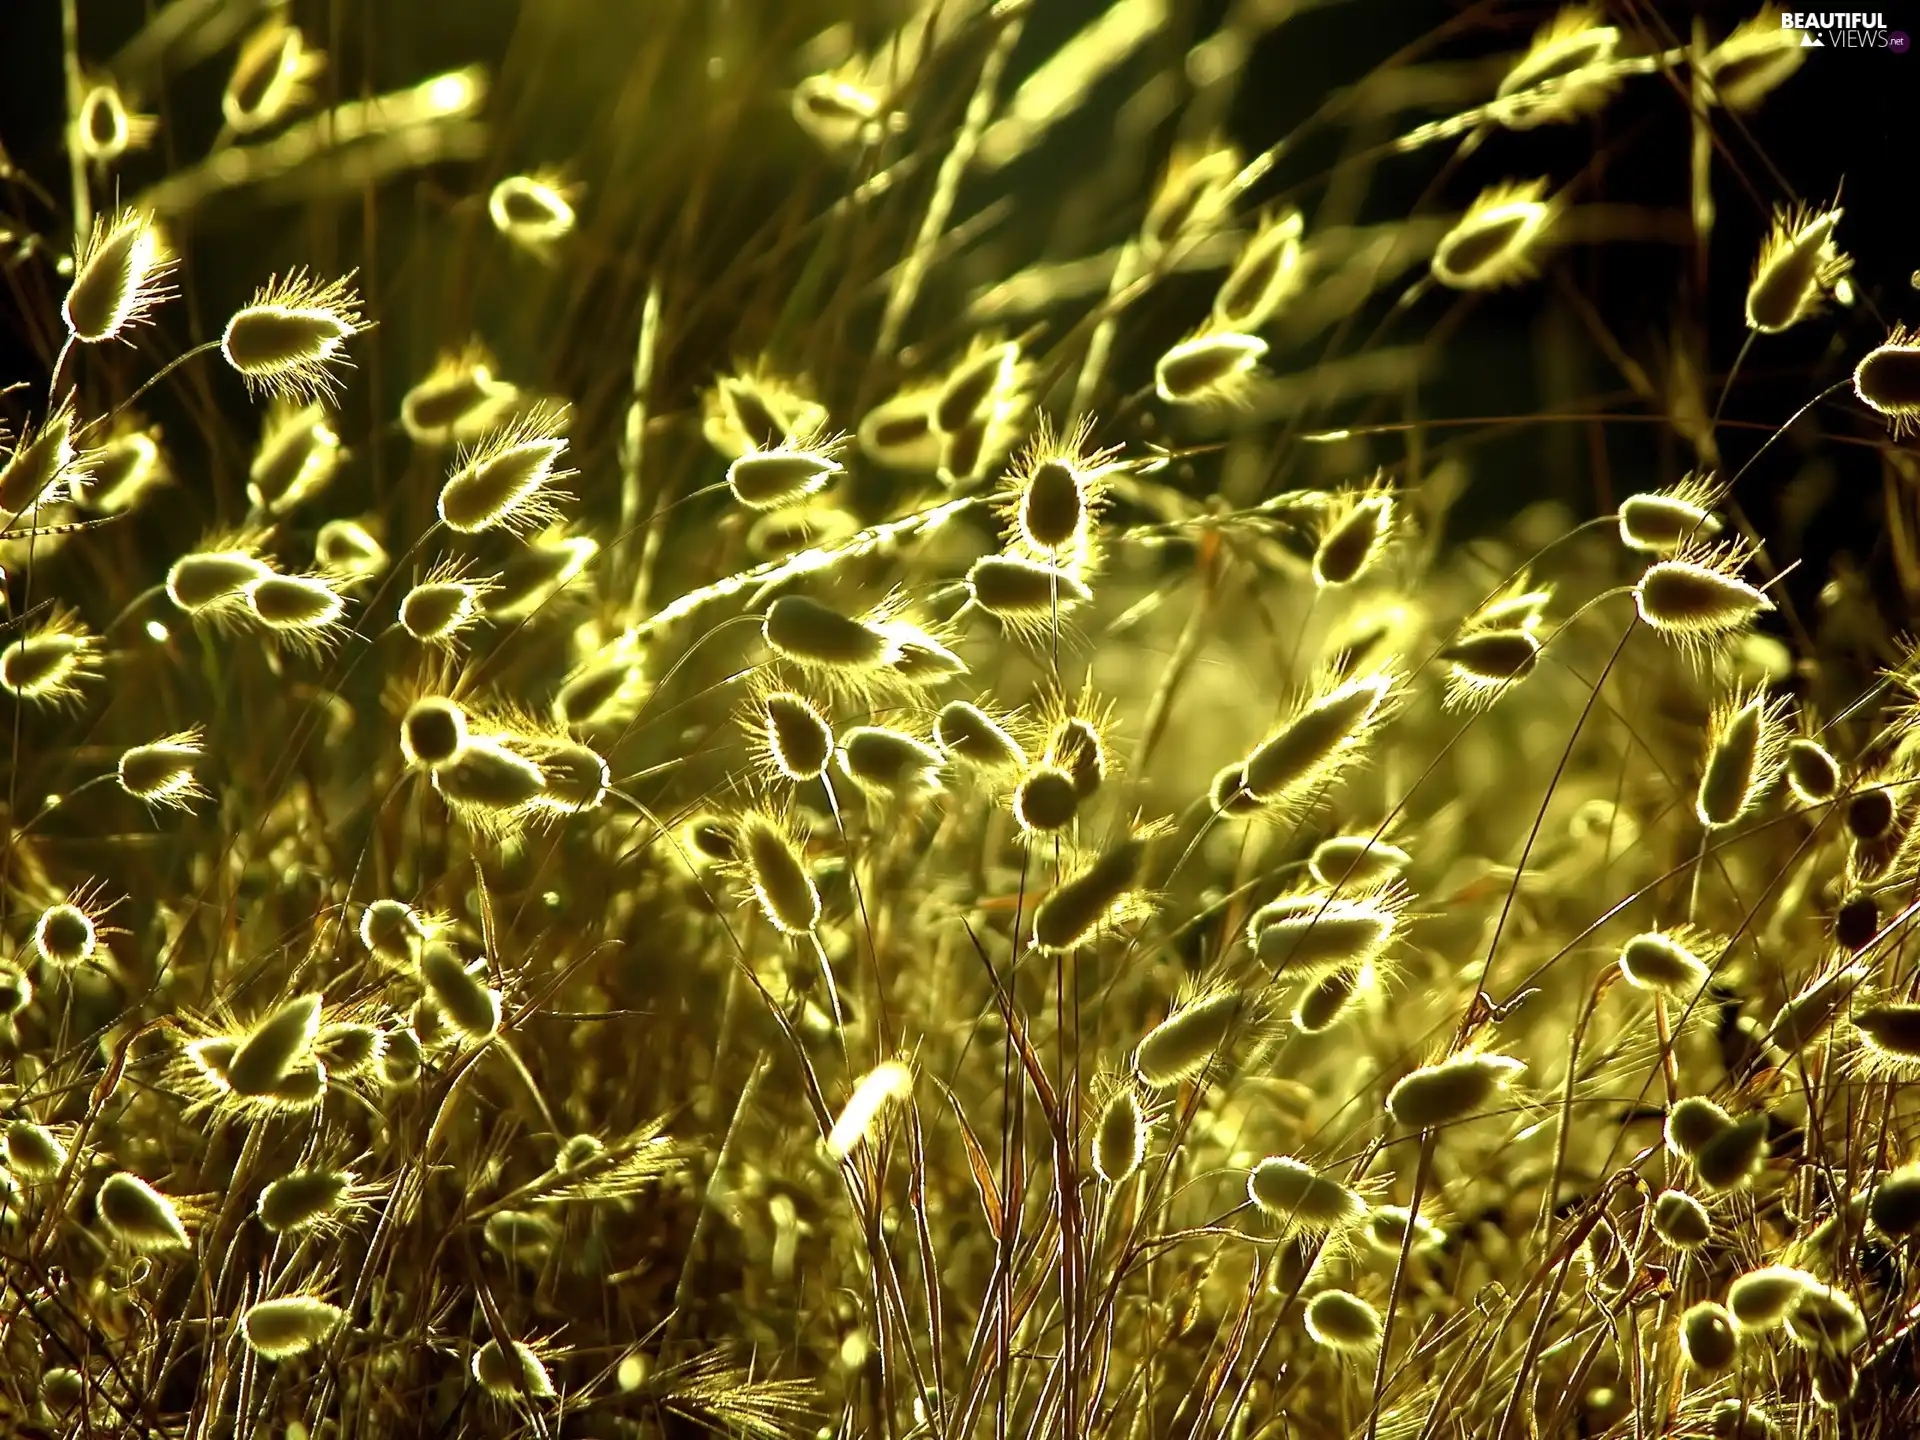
728, 442, 844, 509
935, 700, 1027, 772
1013, 763, 1079, 833
1241, 670, 1394, 807
1746, 203, 1848, 334
857, 388, 942, 471
221, 270, 365, 400
1441, 628, 1541, 709
1093, 1085, 1147, 1184
1032, 833, 1150, 952
249, 401, 342, 512
1851, 1002, 1920, 1065
86, 425, 166, 512
1, 611, 99, 706
484, 1209, 560, 1263
401, 697, 470, 769
360, 899, 428, 964
1363, 1204, 1444, 1256
1431, 179, 1552, 290
1768, 962, 1868, 1053
379, 1026, 424, 1086
839, 726, 944, 797
1135, 988, 1246, 1087
1247, 1156, 1366, 1231
1308, 835, 1412, 889
227, 992, 322, 1097
1293, 964, 1370, 1032
1214, 208, 1306, 331
740, 812, 820, 935
483, 532, 597, 620
34, 901, 97, 967
1312, 490, 1395, 588
97, 1171, 191, 1252
401, 347, 518, 444
1784, 1285, 1866, 1355
1154, 330, 1267, 405
3, 1120, 67, 1179
1385, 1052, 1524, 1131
965, 555, 1092, 626
316, 518, 387, 578
418, 942, 502, 1041
1652, 1188, 1713, 1249
1708, 1398, 1782, 1439
1494, 7, 1619, 128
1049, 716, 1106, 799
1304, 1289, 1383, 1352
63, 209, 172, 343
244, 572, 347, 648
438, 404, 573, 535
1694, 1112, 1770, 1192
1854, 325, 1920, 437
1845, 784, 1895, 841
1618, 929, 1712, 999
826, 1060, 913, 1159
257, 1170, 357, 1233
1019, 458, 1090, 554
1696, 689, 1787, 829
472, 1338, 556, 1399
489, 173, 577, 246
315, 1021, 383, 1075
1727, 1264, 1818, 1331
1785, 736, 1841, 804
1665, 1096, 1731, 1159
0, 402, 87, 516
1702, 9, 1806, 111
433, 735, 546, 817
1249, 887, 1401, 979
763, 594, 891, 672
1617, 473, 1725, 555
1681, 1301, 1739, 1374
78, 79, 157, 163
1633, 542, 1772, 645
1869, 1164, 1920, 1237
167, 547, 272, 615
223, 18, 324, 132
242, 1296, 345, 1359
521, 737, 611, 814
934, 341, 1020, 434
401, 575, 492, 646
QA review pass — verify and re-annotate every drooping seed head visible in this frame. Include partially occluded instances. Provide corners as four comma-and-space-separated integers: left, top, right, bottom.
1727, 1264, 1819, 1331
401, 697, 470, 769
221, 270, 365, 400
437, 405, 572, 535
489, 173, 577, 245
1617, 473, 1725, 555
483, 533, 597, 621
418, 942, 501, 1041
826, 1060, 914, 1159
1651, 1188, 1713, 1250
1135, 989, 1246, 1087
1680, 1301, 1738, 1374
934, 342, 1020, 435
728, 443, 844, 509
1851, 1003, 1920, 1066
316, 519, 387, 578
1093, 1086, 1147, 1184
433, 736, 545, 817
248, 401, 342, 512
763, 594, 891, 672
472, 1339, 556, 1399
1746, 203, 1848, 334
935, 701, 1027, 772
1, 611, 100, 706
1293, 965, 1369, 1033
1241, 670, 1395, 808
1385, 1053, 1524, 1131
223, 18, 324, 132
1694, 1112, 1771, 1193
1784, 1285, 1867, 1356
0, 402, 87, 517
1154, 331, 1267, 405
244, 573, 347, 647
1618, 930, 1712, 999
1854, 325, 1920, 438
360, 899, 427, 965
1246, 1156, 1366, 1231
1633, 543, 1772, 644
34, 902, 97, 967
1768, 963, 1868, 1053
316, 1022, 383, 1075
226, 993, 322, 1097
521, 738, 610, 814
401, 348, 518, 445
740, 812, 820, 934
1363, 1204, 1444, 1256
838, 726, 944, 797
1431, 179, 1552, 290
97, 1171, 191, 1252
1784, 737, 1841, 805
3, 1120, 66, 1179
63, 209, 173, 343
1493, 6, 1620, 129
1665, 1096, 1731, 1159
1696, 689, 1787, 829
1012, 764, 1079, 834
1312, 491, 1395, 588
1869, 1164, 1920, 1237
167, 548, 272, 615
242, 1296, 345, 1359
965, 555, 1092, 623
555, 651, 644, 730
401, 576, 492, 646
1032, 834, 1150, 952
1249, 888, 1401, 979
1214, 208, 1306, 331
1308, 835, 1411, 889
1442, 628, 1541, 709
1304, 1289, 1383, 1352
258, 1169, 356, 1233
1208, 764, 1261, 816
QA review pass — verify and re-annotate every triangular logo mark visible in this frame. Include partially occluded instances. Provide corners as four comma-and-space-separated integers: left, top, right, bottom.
1799, 30, 1824, 45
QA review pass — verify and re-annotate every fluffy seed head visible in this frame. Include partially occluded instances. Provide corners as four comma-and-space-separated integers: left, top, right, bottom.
35, 902, 98, 967
484, 1210, 560, 1263
1249, 888, 1400, 978
245, 573, 347, 645
258, 1169, 355, 1233
838, 726, 943, 797
434, 736, 546, 817
1747, 204, 1848, 334
521, 738, 610, 814
1142, 144, 1238, 254
317, 519, 386, 577
728, 443, 843, 509
0, 402, 86, 516
935, 701, 1027, 772
63, 209, 172, 343
1696, 689, 1787, 829
484, 533, 597, 620
1441, 629, 1541, 709
1309, 836, 1412, 889
1633, 544, 1772, 642
401, 576, 491, 645
1294, 965, 1369, 1033
1681, 1301, 1738, 1374
438, 405, 572, 535
1032, 834, 1149, 952
1135, 989, 1245, 1087
248, 401, 343, 513
1494, 6, 1619, 128
1, 612, 99, 706
1093, 1086, 1147, 1184
1385, 1053, 1524, 1131
1048, 716, 1106, 800
1785, 737, 1841, 804
242, 1296, 345, 1359
1312, 492, 1394, 588
1846, 785, 1895, 841
1241, 670, 1394, 807
1247, 1156, 1366, 1230
1728, 1265, 1818, 1331
966, 555, 1092, 622
167, 548, 271, 615
763, 594, 891, 671
1851, 1003, 1920, 1064
826, 1060, 914, 1159
97, 1171, 191, 1251
221, 270, 365, 400
1694, 1112, 1771, 1193
1854, 325, 1920, 438
935, 341, 1019, 434
401, 697, 469, 769
1618, 930, 1711, 999
1768, 963, 1868, 1053
472, 1338, 555, 1399
1019, 458, 1090, 554
1214, 208, 1306, 330
1013, 765, 1079, 834
1869, 1164, 1920, 1237
1784, 1285, 1867, 1355
1618, 473, 1725, 555
402, 348, 518, 444
1431, 179, 1551, 290
315, 1022, 382, 1075
4, 1120, 66, 1179
489, 173, 576, 245
740, 812, 820, 934
223, 19, 323, 132
227, 993, 322, 1097
1652, 1188, 1713, 1249
1304, 1289, 1383, 1352
1702, 10, 1805, 111
1665, 1096, 1731, 1159
1154, 331, 1266, 404
418, 942, 502, 1041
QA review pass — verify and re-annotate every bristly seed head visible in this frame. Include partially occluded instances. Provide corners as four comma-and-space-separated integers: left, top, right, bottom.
1784, 736, 1841, 805
1633, 542, 1772, 644
1214, 208, 1306, 331
1695, 689, 1788, 829
418, 942, 502, 1041
63, 208, 173, 344
1154, 331, 1267, 405
1135, 989, 1246, 1087
1012, 764, 1079, 834
242, 1296, 345, 1359
1093, 1085, 1147, 1184
220, 270, 365, 400
1431, 179, 1552, 290
1312, 489, 1395, 588
1618, 929, 1712, 999
401, 697, 469, 769
1680, 1301, 1738, 1374
1385, 1052, 1524, 1131
1854, 325, 1920, 438
1247, 1155, 1366, 1231
739, 812, 820, 935
935, 700, 1027, 773
838, 726, 943, 797
1617, 473, 1726, 555
1240, 670, 1395, 809
1032, 833, 1151, 952
226, 992, 323, 1096
35, 901, 98, 967
1303, 1289, 1383, 1352
1747, 203, 1849, 334
728, 441, 844, 510
97, 1171, 192, 1252
437, 404, 573, 535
